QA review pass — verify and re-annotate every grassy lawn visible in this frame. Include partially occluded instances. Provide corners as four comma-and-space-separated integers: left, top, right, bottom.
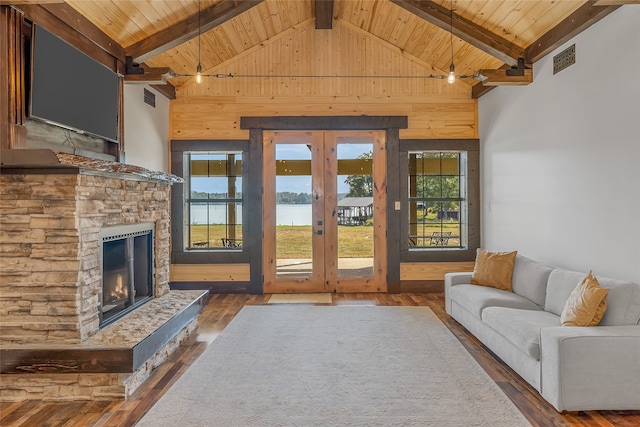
190, 224, 374, 258
191, 221, 460, 254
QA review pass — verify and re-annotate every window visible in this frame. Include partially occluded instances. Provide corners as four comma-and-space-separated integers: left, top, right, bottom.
185, 152, 243, 250
408, 151, 467, 249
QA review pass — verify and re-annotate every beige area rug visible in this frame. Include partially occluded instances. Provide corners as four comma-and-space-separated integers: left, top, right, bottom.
137, 306, 531, 427
267, 293, 333, 304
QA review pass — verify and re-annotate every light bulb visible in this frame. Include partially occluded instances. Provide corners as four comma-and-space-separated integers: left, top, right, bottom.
447, 63, 455, 84
196, 63, 203, 84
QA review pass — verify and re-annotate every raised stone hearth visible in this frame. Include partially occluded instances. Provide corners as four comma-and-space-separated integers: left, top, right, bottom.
0, 290, 207, 401
0, 150, 205, 401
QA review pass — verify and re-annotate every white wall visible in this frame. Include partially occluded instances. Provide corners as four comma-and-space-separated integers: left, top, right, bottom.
123, 84, 170, 172
479, 7, 640, 283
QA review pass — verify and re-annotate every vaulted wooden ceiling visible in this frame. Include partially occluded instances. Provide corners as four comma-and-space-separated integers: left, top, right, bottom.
7, 0, 635, 98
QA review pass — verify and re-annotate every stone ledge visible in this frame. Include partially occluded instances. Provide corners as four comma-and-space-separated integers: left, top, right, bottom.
0, 290, 208, 374
0, 149, 183, 185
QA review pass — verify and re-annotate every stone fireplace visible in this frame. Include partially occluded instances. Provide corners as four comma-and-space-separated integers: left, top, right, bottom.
0, 149, 206, 401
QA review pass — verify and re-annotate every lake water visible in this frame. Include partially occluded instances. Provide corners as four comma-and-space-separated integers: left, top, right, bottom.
191, 204, 312, 226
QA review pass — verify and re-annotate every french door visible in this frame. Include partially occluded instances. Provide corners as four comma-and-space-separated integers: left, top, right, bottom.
263, 130, 387, 293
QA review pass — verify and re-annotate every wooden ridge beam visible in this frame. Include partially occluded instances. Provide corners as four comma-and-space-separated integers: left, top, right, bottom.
389, 0, 524, 66
525, 1, 621, 63
315, 0, 334, 29
126, 0, 264, 64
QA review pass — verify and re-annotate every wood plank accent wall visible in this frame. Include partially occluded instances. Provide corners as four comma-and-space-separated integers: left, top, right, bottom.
400, 262, 475, 281
170, 19, 477, 141
170, 264, 251, 282
168, 18, 479, 292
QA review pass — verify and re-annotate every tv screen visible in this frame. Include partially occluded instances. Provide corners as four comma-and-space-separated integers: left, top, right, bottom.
30, 25, 119, 142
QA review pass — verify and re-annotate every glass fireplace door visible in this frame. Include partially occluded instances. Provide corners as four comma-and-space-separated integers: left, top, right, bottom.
100, 224, 154, 327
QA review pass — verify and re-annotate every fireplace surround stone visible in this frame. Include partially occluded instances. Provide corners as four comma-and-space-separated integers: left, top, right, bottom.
0, 150, 206, 401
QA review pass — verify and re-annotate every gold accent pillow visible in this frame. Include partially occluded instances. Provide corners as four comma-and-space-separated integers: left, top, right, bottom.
470, 249, 517, 291
561, 272, 608, 327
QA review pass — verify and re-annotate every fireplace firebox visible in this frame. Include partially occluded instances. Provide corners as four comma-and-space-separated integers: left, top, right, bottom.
100, 223, 155, 327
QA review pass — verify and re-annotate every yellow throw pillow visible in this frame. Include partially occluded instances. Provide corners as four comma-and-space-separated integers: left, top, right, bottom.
561, 272, 608, 327
470, 249, 517, 291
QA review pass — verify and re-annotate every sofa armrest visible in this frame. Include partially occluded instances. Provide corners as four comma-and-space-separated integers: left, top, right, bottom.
444, 272, 473, 314
444, 272, 473, 288
540, 325, 640, 412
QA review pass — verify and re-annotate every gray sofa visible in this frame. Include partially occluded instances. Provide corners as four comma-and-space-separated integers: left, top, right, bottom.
445, 255, 640, 412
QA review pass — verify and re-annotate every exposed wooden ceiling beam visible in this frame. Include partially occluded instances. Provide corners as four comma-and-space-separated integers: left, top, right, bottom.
477, 68, 533, 86
525, 1, 620, 63
593, 0, 640, 5
39, 2, 124, 61
15, 3, 124, 73
0, 1, 62, 4
125, 0, 264, 64
388, 0, 524, 66
315, 0, 334, 29
124, 65, 173, 84
150, 83, 176, 100
473, 1, 622, 98
471, 81, 494, 99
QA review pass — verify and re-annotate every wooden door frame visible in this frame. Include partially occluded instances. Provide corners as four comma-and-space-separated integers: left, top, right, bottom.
262, 131, 327, 293
241, 116, 407, 295
262, 131, 388, 293
327, 131, 387, 293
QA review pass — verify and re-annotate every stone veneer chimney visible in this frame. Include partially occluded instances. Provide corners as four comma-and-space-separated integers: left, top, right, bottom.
0, 150, 182, 345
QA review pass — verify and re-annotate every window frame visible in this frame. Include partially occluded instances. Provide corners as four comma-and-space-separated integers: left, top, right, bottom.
399, 139, 480, 263
408, 151, 466, 250
185, 151, 244, 251
171, 140, 250, 264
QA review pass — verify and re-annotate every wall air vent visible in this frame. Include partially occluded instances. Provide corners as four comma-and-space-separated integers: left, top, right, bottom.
144, 88, 156, 108
553, 44, 575, 75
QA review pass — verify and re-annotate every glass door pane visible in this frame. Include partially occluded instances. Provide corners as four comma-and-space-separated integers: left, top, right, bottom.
336, 142, 374, 278
275, 143, 314, 278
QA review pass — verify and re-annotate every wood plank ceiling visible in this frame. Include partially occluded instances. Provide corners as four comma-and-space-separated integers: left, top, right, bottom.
9, 0, 631, 97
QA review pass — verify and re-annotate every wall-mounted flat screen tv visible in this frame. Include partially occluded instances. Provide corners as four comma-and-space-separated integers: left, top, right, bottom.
30, 25, 119, 142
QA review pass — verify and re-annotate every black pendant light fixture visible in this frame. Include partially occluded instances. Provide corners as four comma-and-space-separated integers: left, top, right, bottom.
196, 0, 202, 84
447, 0, 455, 84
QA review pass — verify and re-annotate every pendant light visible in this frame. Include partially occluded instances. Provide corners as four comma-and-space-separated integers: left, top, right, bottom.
196, 0, 202, 84
447, 0, 455, 84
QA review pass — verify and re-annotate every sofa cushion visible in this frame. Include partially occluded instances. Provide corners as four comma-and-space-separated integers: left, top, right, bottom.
597, 277, 640, 326
561, 272, 608, 327
471, 249, 518, 291
511, 255, 554, 307
545, 269, 640, 326
448, 284, 541, 320
482, 307, 560, 360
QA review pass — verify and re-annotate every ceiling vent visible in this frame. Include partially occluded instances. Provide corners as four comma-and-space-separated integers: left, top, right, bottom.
553, 44, 575, 75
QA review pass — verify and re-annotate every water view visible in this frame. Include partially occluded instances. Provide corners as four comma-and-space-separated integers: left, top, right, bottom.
191, 204, 312, 226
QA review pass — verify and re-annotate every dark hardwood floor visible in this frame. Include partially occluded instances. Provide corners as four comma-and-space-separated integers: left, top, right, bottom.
1, 293, 638, 426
